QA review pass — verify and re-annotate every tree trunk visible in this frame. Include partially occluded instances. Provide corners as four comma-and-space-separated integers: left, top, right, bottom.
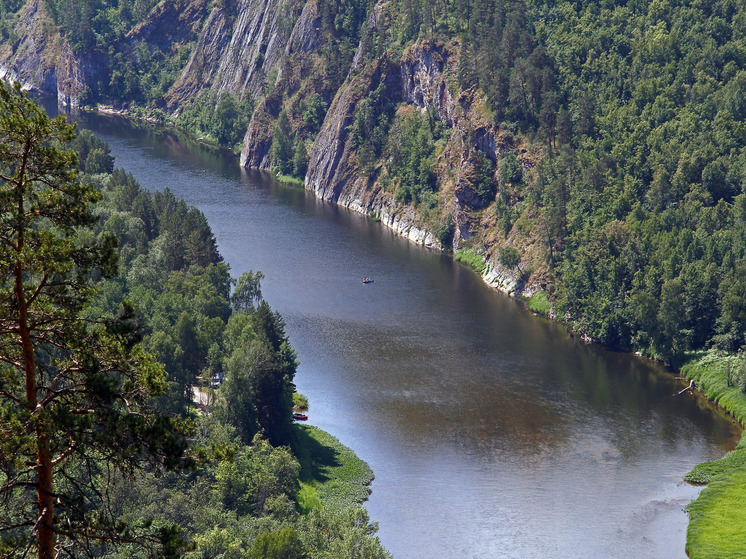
14, 183, 55, 558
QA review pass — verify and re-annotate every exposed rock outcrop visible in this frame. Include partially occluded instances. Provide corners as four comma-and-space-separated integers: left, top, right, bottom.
0, 0, 95, 105
299, 33, 543, 293
1, 0, 544, 295
166, 0, 325, 108
1, 0, 209, 106
305, 57, 402, 203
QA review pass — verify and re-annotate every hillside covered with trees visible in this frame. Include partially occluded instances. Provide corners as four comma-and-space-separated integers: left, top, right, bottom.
0, 82, 389, 558
2, 0, 744, 366
2, 1, 746, 555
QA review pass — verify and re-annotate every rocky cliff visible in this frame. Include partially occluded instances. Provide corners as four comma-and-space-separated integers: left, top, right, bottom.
0, 0, 210, 106
297, 26, 546, 292
0, 0, 95, 105
166, 0, 325, 108
1, 0, 545, 295
238, 0, 546, 293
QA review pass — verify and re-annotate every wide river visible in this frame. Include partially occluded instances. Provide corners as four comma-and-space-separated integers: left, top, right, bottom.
73, 112, 738, 558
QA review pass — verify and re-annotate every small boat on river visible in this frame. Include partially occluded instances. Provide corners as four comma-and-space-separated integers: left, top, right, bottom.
362, 277, 374, 284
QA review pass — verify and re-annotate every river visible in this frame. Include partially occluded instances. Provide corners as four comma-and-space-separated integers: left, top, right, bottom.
70, 112, 738, 559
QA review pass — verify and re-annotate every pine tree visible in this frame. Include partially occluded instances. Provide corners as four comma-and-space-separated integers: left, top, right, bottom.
0, 82, 191, 558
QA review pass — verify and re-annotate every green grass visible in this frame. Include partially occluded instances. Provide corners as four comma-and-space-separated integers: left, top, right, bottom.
681, 351, 746, 427
272, 171, 305, 186
296, 482, 322, 514
454, 248, 486, 275
685, 448, 746, 484
687, 468, 746, 559
682, 351, 746, 558
291, 425, 374, 512
526, 291, 551, 316
292, 392, 309, 411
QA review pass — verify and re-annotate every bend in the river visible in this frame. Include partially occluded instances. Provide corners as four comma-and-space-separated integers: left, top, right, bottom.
70, 111, 739, 559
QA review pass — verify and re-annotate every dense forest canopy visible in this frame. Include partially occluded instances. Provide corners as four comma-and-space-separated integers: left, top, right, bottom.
0, 84, 390, 557
1, 0, 744, 361
386, 0, 746, 362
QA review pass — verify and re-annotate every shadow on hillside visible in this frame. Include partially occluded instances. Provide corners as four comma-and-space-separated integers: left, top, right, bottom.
292, 425, 340, 484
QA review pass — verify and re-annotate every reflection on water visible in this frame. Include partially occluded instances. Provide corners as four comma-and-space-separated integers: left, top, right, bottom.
63, 108, 739, 559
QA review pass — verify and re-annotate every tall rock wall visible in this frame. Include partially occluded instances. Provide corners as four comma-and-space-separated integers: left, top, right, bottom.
0, 0, 94, 105
166, 0, 325, 108
0, 0, 210, 106
0, 0, 543, 294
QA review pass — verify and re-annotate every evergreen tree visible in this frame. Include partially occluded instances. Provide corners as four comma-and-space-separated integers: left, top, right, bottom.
270, 111, 293, 176
0, 82, 190, 558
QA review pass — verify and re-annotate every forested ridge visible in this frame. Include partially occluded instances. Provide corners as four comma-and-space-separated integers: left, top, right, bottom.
3, 0, 743, 364
2, 0, 746, 555
0, 83, 389, 558
347, 0, 746, 364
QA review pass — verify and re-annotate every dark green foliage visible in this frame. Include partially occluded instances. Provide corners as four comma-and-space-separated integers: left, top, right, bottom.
318, 0, 371, 88
472, 150, 496, 203
81, 159, 228, 417
177, 91, 255, 151
498, 245, 521, 268
0, 90, 387, 555
499, 153, 522, 186
233, 270, 265, 311
434, 214, 454, 249
72, 129, 115, 173
216, 439, 300, 517
292, 138, 309, 179
387, 110, 439, 206
523, 0, 746, 358
301, 93, 328, 134
0, 0, 23, 13
0, 82, 192, 557
217, 296, 297, 447
42, 0, 157, 53
151, 187, 223, 268
249, 302, 298, 445
351, 81, 397, 178
249, 527, 305, 559
270, 110, 295, 176
100, 434, 389, 557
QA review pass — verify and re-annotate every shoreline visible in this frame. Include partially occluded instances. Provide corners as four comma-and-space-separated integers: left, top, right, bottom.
74, 105, 743, 556
679, 352, 746, 558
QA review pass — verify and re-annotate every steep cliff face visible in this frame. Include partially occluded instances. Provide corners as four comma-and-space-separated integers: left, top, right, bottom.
297, 32, 545, 291
1, 0, 210, 106
0, 0, 95, 105
166, 0, 325, 109
299, 7, 449, 248
305, 60, 402, 203
126, 0, 210, 56
238, 0, 350, 169
0, 0, 544, 294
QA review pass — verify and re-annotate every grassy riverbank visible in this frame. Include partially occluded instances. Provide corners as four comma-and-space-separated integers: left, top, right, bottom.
292, 424, 375, 513
681, 351, 746, 558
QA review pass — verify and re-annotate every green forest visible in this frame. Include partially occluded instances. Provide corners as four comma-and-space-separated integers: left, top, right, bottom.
353, 0, 746, 365
0, 82, 390, 558
2, 0, 746, 556
13, 0, 740, 365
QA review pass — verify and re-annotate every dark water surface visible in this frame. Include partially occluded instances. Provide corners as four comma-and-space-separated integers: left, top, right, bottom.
72, 112, 738, 558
